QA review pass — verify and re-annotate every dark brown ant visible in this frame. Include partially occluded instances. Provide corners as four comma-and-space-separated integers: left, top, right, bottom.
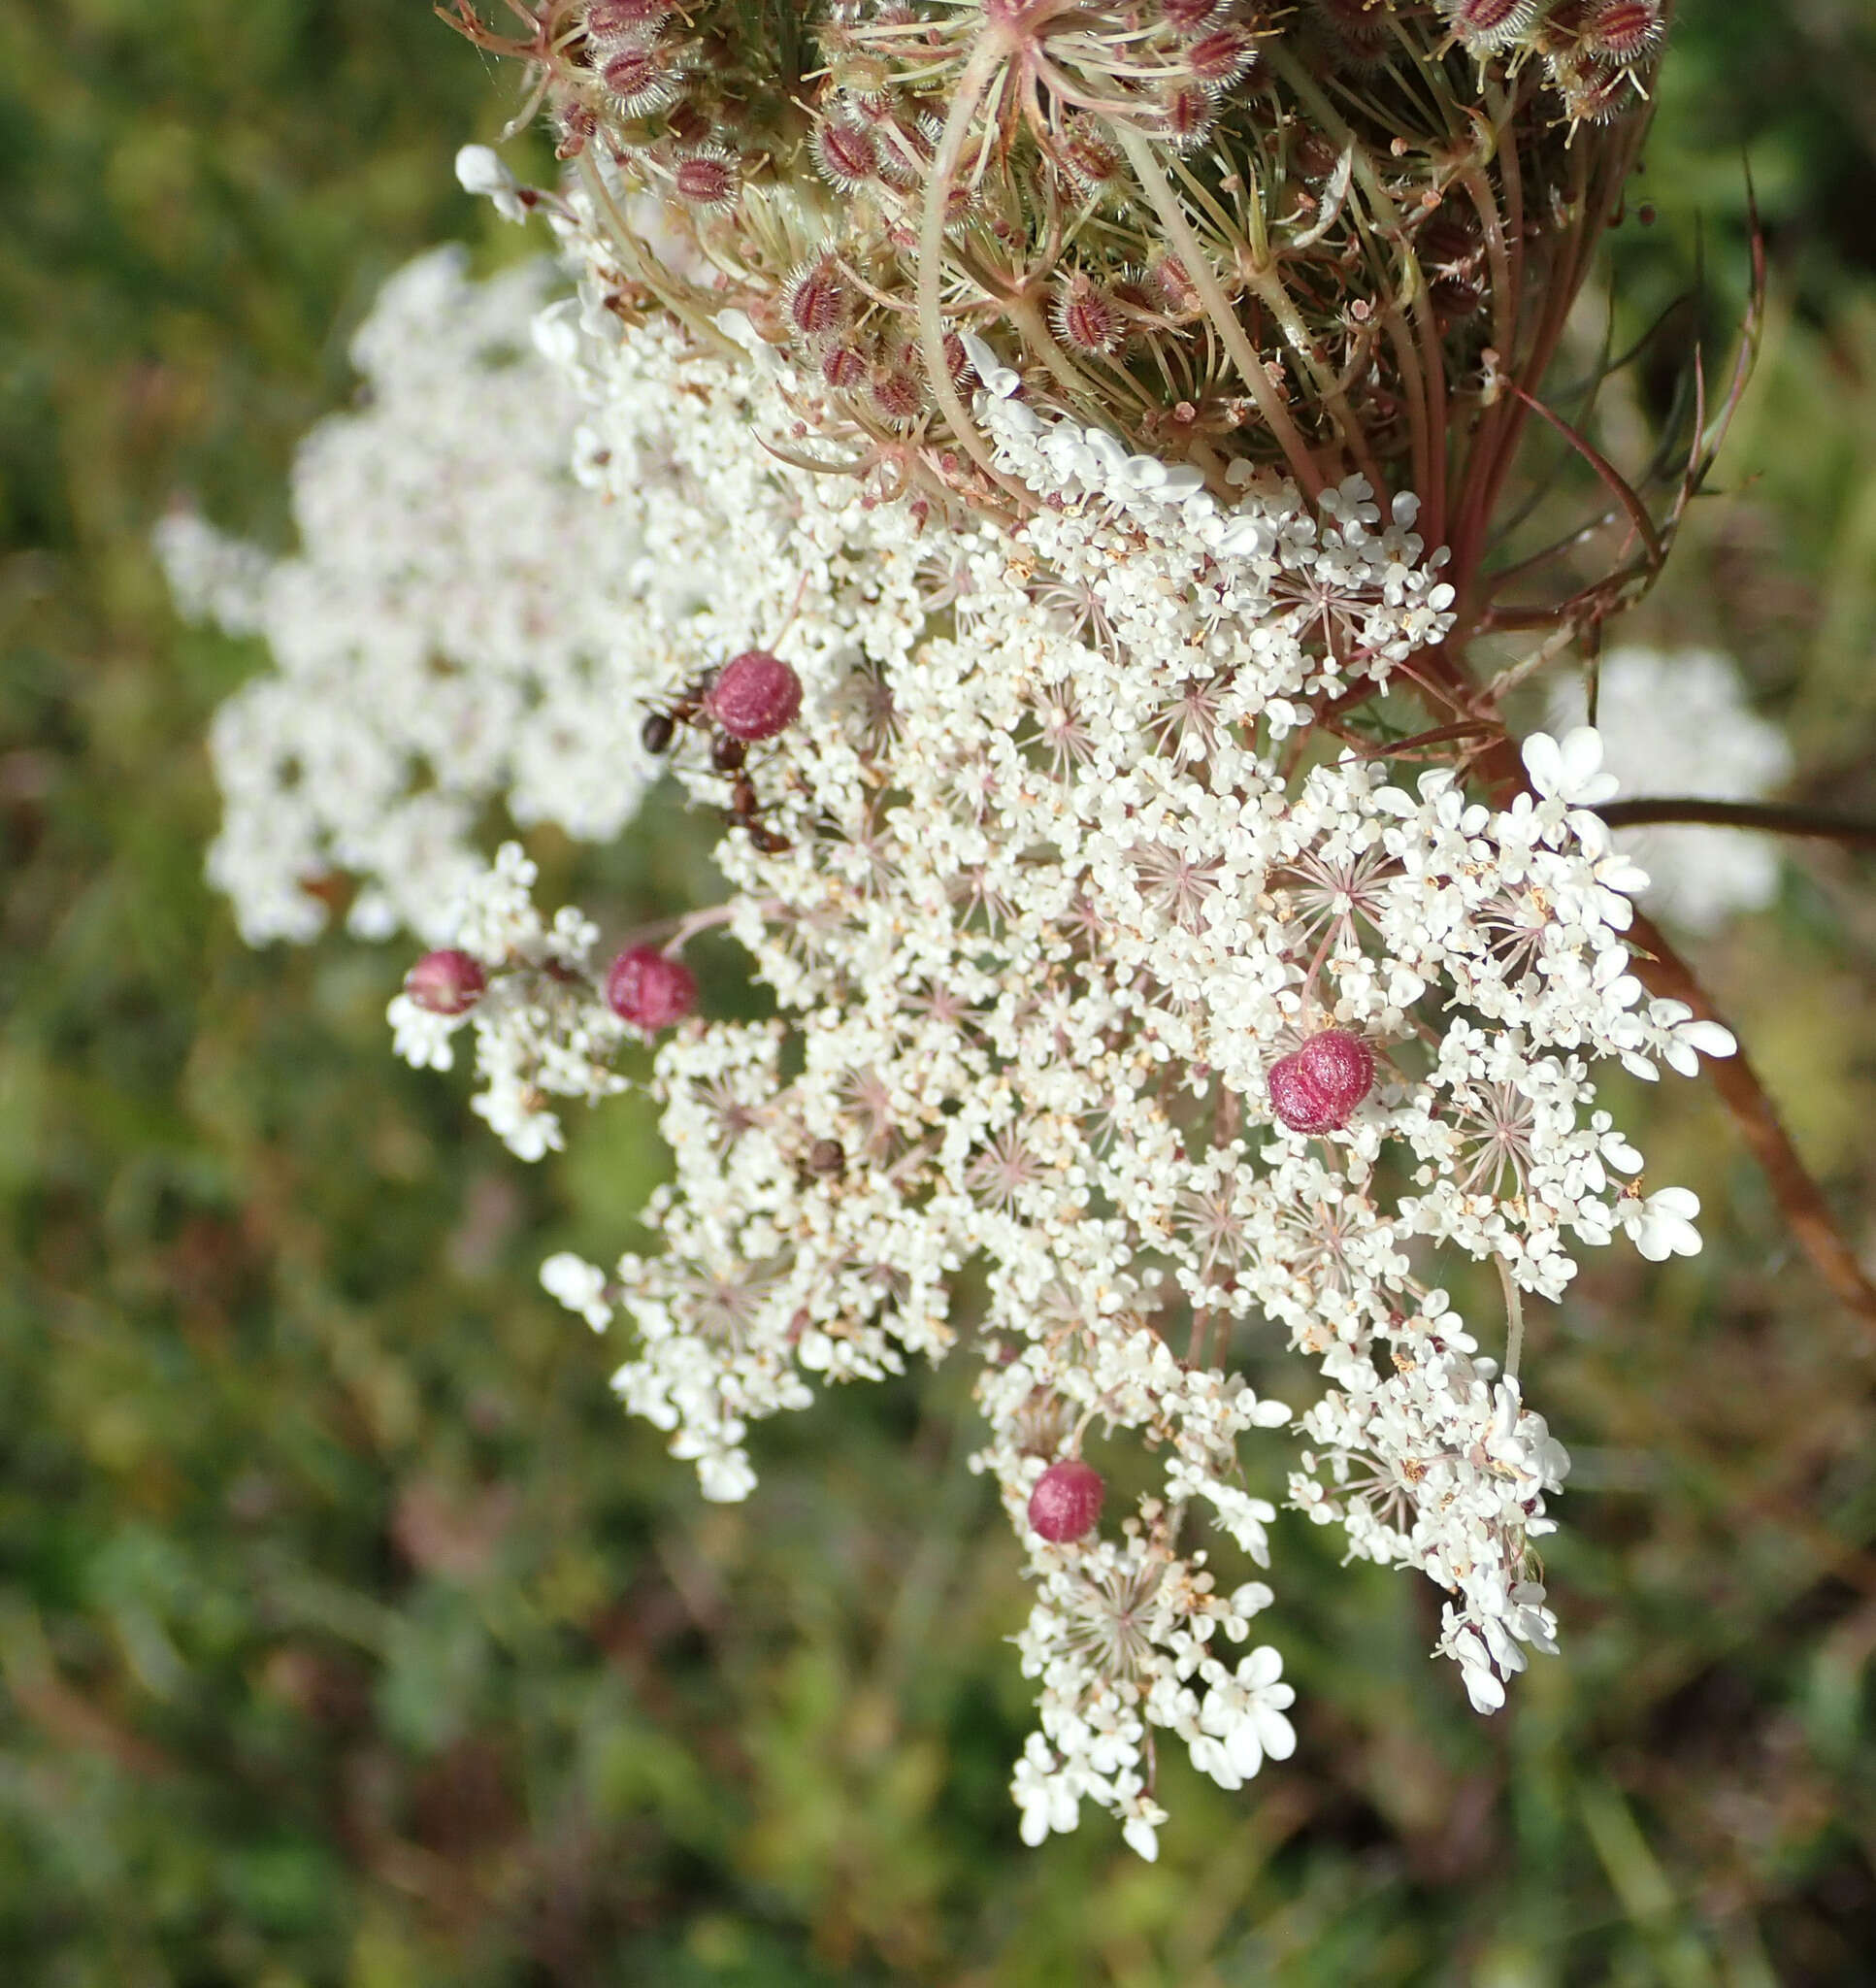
641, 674, 712, 756
725, 769, 792, 854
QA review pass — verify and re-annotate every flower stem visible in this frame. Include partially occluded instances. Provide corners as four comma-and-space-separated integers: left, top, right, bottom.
1497, 1254, 1526, 1384
1627, 908, 1876, 1332
1597, 799, 1876, 851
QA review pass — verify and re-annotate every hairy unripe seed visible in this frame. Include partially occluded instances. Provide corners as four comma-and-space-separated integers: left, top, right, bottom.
405, 948, 486, 1015
706, 650, 803, 741
1158, 83, 1217, 149
1442, 0, 1540, 50
870, 361, 923, 424
583, 0, 669, 36
785, 256, 848, 339
555, 103, 598, 158
821, 343, 870, 390
1587, 0, 1662, 60
1267, 1028, 1375, 1134
673, 149, 738, 210
1056, 119, 1125, 191
1028, 1459, 1105, 1542
1154, 251, 1200, 314
1184, 26, 1258, 86
812, 119, 877, 188
1557, 56, 1635, 122
599, 45, 675, 116
1161, 0, 1225, 31
1311, 0, 1392, 65
1051, 273, 1125, 356
606, 945, 697, 1030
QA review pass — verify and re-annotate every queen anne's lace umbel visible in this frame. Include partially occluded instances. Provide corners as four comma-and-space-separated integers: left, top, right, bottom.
253, 208, 1734, 1857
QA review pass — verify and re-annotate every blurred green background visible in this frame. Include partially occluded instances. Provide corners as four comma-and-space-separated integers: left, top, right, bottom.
6, 2, 1876, 1982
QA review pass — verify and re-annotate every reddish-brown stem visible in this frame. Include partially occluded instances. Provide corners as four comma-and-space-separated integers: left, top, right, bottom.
1599, 799, 1876, 850
1626, 909, 1876, 1332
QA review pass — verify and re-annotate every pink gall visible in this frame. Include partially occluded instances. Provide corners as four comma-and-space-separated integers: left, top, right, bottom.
405, 948, 486, 1016
606, 946, 698, 1031
706, 650, 803, 742
1028, 1459, 1105, 1543
1267, 1029, 1375, 1135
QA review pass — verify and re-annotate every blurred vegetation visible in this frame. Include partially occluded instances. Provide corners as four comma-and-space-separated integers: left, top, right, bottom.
5, 1, 1876, 1982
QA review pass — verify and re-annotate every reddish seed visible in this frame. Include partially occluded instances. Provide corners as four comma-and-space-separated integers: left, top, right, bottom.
1449, 0, 1538, 43
822, 343, 870, 390
705, 650, 804, 741
1184, 27, 1257, 85
1028, 1459, 1105, 1543
1051, 273, 1124, 355
1313, 0, 1391, 62
584, 0, 669, 35
813, 118, 877, 187
606, 945, 698, 1030
1155, 251, 1199, 311
405, 948, 486, 1016
556, 103, 598, 158
871, 364, 922, 423
1267, 1028, 1375, 1134
1563, 59, 1634, 122
1160, 83, 1216, 149
1058, 124, 1125, 189
1161, 0, 1222, 31
1588, 0, 1662, 59
673, 152, 737, 208
786, 256, 847, 338
599, 46, 660, 99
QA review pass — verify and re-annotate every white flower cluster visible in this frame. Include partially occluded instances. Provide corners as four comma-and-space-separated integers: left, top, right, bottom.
158, 247, 674, 946
449, 192, 1728, 1856
185, 203, 1739, 1856
1547, 645, 1794, 932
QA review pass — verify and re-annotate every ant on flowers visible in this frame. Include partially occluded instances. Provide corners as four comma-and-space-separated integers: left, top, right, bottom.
641, 647, 805, 855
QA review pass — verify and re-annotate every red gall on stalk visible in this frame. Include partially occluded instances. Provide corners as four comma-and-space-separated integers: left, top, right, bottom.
1267, 1029, 1376, 1135
705, 650, 804, 742
606, 945, 698, 1031
405, 948, 486, 1016
1028, 1459, 1105, 1542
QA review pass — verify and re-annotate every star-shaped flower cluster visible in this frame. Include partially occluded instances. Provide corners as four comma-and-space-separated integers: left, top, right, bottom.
372, 238, 1733, 1856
